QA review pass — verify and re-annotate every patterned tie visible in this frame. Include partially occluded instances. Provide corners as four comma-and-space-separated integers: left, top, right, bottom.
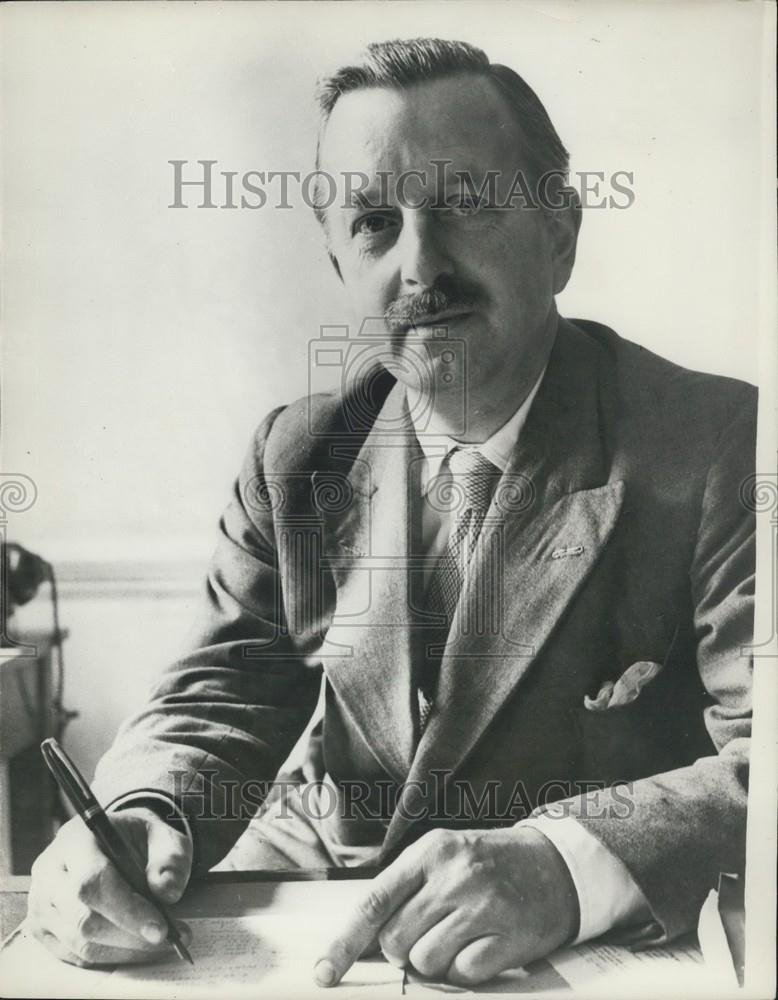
416, 447, 501, 730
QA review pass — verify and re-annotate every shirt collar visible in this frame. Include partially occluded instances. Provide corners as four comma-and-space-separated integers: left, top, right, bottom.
411, 365, 547, 496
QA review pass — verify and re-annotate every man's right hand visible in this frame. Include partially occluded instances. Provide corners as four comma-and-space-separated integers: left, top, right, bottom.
27, 806, 192, 967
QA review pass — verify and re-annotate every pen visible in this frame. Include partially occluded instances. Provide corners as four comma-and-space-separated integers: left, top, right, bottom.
40, 737, 193, 965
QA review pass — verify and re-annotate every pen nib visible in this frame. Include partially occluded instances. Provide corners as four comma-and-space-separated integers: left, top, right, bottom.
175, 941, 194, 965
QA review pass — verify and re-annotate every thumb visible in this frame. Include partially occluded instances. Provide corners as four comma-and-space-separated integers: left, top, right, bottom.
144, 814, 192, 905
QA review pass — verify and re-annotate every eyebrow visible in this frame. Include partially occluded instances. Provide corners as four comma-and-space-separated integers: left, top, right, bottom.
341, 168, 498, 211
345, 189, 396, 211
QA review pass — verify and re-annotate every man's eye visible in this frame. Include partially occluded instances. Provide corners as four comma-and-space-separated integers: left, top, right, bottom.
352, 213, 397, 237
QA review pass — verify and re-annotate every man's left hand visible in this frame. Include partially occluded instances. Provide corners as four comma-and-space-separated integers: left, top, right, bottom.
313, 826, 579, 988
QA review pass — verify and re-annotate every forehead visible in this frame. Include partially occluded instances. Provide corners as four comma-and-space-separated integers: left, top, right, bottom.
319, 74, 526, 179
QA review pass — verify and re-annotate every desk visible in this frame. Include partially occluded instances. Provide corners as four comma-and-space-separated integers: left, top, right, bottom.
1, 873, 718, 999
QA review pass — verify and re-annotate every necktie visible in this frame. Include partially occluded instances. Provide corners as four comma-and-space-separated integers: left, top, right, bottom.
416, 447, 501, 730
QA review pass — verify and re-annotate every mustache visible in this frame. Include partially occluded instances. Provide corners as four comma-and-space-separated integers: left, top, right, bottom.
384, 276, 482, 331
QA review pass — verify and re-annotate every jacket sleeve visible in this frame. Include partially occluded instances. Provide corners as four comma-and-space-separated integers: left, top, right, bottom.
556, 387, 756, 942
92, 407, 323, 872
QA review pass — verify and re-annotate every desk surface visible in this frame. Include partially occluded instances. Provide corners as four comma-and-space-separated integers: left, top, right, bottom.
2, 873, 717, 999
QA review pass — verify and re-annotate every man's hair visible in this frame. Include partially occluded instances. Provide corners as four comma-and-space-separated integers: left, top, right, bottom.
313, 37, 569, 223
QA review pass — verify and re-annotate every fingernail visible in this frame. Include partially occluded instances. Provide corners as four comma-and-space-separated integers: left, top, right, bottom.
158, 873, 181, 902
142, 922, 165, 944
314, 959, 337, 987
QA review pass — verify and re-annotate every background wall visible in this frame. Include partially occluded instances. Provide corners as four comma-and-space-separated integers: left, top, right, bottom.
1, 0, 773, 777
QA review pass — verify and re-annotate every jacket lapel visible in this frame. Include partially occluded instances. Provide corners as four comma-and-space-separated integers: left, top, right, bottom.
316, 382, 422, 783
383, 318, 625, 853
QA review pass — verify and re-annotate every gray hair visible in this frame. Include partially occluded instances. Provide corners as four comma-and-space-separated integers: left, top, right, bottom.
313, 37, 569, 223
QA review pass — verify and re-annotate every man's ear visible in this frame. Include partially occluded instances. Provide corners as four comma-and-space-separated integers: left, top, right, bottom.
328, 251, 343, 282
545, 188, 582, 295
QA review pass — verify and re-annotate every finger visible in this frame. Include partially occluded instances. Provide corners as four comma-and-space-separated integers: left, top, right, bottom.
406, 910, 470, 979
96, 867, 192, 947
28, 848, 67, 922
313, 852, 426, 987
361, 933, 382, 958
144, 815, 192, 904
31, 904, 189, 968
49, 876, 185, 954
68, 853, 174, 946
378, 892, 452, 968
28, 924, 95, 968
447, 935, 514, 987
51, 889, 145, 951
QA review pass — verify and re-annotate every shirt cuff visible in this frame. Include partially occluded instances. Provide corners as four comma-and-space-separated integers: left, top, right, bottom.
519, 815, 649, 944
107, 790, 193, 848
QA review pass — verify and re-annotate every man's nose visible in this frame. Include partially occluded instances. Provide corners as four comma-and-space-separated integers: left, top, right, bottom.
398, 212, 453, 289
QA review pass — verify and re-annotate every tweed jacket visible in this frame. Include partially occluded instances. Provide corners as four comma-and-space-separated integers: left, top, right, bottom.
94, 316, 756, 942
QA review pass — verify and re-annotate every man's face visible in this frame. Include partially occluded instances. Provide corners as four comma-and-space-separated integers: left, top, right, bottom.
319, 74, 579, 406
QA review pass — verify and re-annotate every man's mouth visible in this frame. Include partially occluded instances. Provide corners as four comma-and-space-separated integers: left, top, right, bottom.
390, 308, 473, 332
414, 309, 472, 325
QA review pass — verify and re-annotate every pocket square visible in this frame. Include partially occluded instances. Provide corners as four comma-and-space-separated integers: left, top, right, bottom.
584, 660, 664, 711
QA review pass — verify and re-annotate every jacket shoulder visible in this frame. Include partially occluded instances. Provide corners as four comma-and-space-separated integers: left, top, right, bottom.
569, 318, 757, 434
243, 368, 396, 477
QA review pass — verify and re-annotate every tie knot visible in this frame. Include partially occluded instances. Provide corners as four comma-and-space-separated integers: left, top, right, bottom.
446, 448, 500, 513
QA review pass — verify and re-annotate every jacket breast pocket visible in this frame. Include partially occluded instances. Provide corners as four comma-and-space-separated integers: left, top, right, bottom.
573, 698, 685, 786
576, 652, 720, 786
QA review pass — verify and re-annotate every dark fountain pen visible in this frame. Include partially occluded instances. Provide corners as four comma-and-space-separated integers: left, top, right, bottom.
41, 736, 193, 965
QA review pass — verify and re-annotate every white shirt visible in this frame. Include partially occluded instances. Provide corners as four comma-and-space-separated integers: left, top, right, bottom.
409, 370, 648, 943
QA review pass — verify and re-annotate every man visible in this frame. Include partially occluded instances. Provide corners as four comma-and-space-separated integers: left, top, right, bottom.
28, 38, 755, 988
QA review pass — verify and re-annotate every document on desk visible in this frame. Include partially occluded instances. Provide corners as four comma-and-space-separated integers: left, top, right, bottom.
404, 939, 708, 997
1, 875, 711, 1000
0, 914, 404, 1000
0, 920, 711, 1000
118, 912, 404, 999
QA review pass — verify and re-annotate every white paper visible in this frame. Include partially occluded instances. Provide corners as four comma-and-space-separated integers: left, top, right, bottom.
540, 939, 715, 999
404, 938, 709, 998
697, 889, 740, 992
119, 914, 404, 998
1, 919, 721, 1000
0, 917, 404, 1000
